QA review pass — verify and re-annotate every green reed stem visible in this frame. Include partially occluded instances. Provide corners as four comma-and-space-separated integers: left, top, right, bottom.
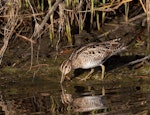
79, 12, 84, 31
48, 0, 54, 46
90, 0, 94, 27
25, 0, 28, 7
73, 0, 77, 7
79, 21, 84, 31
37, 0, 40, 9
41, 0, 44, 11
102, 0, 106, 24
66, 21, 72, 46
50, 96, 56, 112
146, 0, 150, 55
65, 0, 69, 7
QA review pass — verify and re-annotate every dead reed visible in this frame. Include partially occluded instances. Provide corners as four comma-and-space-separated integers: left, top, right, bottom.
0, 0, 150, 66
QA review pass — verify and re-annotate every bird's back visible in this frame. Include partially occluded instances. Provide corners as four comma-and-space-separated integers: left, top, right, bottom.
69, 38, 126, 69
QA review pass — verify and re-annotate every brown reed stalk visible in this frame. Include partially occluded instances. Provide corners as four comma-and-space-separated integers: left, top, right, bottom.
139, 0, 146, 12
124, 2, 129, 23
27, 0, 39, 70
146, 0, 150, 55
96, 12, 100, 30
0, 0, 19, 65
102, 0, 106, 24
58, 3, 72, 46
58, 3, 65, 44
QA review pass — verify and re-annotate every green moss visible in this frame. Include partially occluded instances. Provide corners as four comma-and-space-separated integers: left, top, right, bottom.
7, 88, 18, 95
1, 66, 18, 74
136, 64, 150, 75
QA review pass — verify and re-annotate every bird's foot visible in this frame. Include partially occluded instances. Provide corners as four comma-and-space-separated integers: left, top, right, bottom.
79, 77, 89, 81
66, 75, 71, 81
75, 76, 90, 81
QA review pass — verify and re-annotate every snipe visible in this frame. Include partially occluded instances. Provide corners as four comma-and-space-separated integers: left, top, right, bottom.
59, 38, 126, 83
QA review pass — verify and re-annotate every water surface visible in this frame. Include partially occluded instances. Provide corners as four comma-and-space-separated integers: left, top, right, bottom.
0, 77, 150, 115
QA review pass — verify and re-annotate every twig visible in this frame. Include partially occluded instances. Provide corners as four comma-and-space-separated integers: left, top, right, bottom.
26, 0, 36, 71
126, 55, 150, 66
31, 64, 49, 69
33, 0, 62, 37
97, 24, 120, 38
27, 0, 38, 24
139, 0, 147, 12
111, 55, 150, 73
16, 33, 36, 44
0, 13, 45, 18
128, 13, 146, 23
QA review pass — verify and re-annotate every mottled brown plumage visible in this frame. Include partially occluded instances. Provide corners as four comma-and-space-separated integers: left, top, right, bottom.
60, 38, 126, 83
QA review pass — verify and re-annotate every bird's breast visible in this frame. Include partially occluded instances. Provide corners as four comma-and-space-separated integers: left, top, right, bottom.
80, 60, 101, 69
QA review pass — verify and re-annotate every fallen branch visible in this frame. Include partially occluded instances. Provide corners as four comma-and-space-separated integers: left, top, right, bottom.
16, 33, 36, 44
128, 13, 146, 23
111, 55, 150, 73
126, 55, 150, 66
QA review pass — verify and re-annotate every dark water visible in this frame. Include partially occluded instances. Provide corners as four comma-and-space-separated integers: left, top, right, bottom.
0, 78, 150, 115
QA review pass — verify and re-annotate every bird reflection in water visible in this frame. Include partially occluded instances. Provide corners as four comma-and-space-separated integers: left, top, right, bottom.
60, 84, 107, 113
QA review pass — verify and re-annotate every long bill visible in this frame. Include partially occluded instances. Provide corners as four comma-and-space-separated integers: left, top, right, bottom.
60, 74, 65, 83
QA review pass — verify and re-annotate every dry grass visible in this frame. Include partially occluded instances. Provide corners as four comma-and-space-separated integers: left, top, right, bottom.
0, 0, 149, 66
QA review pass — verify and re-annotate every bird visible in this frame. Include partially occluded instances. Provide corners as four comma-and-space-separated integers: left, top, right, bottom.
59, 38, 126, 83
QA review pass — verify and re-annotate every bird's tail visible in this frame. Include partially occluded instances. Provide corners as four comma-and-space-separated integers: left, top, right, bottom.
111, 38, 127, 55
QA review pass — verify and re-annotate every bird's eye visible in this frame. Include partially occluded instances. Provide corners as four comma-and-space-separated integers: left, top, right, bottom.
65, 66, 67, 68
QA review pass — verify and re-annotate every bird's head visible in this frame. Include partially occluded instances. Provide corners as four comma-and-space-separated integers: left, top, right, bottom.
59, 59, 72, 83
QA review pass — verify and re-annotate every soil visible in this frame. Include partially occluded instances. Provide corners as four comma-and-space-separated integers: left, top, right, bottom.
0, 20, 150, 86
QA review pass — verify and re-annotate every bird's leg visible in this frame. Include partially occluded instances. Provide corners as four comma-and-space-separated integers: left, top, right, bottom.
60, 74, 65, 83
100, 64, 105, 80
80, 69, 94, 81
102, 86, 105, 96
